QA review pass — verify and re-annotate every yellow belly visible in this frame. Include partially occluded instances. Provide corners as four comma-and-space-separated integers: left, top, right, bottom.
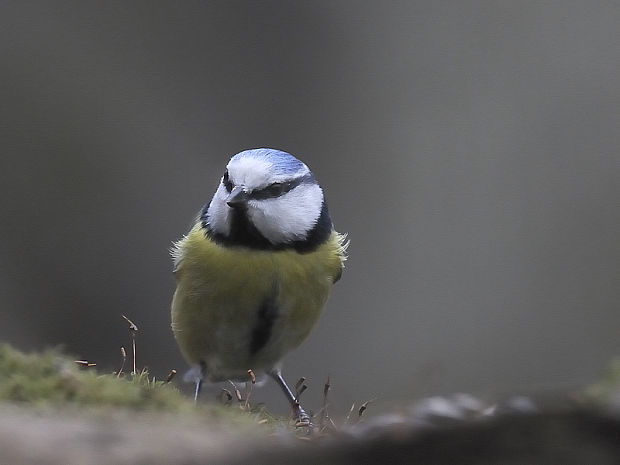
171, 224, 346, 381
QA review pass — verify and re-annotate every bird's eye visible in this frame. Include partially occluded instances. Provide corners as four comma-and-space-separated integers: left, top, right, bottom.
252, 181, 294, 200
222, 170, 233, 192
266, 183, 286, 196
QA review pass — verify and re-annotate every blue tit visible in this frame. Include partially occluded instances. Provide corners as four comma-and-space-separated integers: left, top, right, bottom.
171, 148, 347, 423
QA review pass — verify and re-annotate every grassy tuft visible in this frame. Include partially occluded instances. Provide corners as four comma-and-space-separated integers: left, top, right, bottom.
0, 344, 214, 414
586, 357, 620, 405
0, 343, 303, 435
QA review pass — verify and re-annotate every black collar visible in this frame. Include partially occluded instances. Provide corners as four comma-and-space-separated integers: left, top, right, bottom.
202, 200, 333, 253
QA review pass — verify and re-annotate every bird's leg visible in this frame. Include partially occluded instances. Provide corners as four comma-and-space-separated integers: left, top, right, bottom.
193, 360, 207, 404
193, 377, 203, 403
269, 369, 312, 427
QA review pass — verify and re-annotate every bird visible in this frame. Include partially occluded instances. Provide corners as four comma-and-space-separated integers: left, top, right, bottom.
170, 148, 347, 424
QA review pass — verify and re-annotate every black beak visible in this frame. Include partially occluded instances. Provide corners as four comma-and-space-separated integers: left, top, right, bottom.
226, 186, 249, 208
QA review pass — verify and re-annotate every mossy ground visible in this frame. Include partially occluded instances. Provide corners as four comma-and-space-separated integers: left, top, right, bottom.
586, 357, 620, 405
0, 343, 280, 431
0, 344, 175, 408
1, 344, 620, 465
3, 341, 619, 415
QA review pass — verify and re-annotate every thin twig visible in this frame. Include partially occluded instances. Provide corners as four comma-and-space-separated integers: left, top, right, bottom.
244, 369, 256, 410
320, 375, 331, 431
121, 315, 138, 374
295, 377, 306, 394
357, 398, 376, 423
344, 403, 356, 425
229, 380, 243, 403
220, 389, 233, 405
295, 384, 308, 402
74, 360, 96, 367
294, 377, 308, 403
117, 346, 127, 377
165, 369, 177, 383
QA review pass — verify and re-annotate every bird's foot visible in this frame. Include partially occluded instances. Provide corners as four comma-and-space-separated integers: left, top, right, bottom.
293, 402, 315, 433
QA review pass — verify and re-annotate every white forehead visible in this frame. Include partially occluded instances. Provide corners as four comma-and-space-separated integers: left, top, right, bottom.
226, 154, 309, 189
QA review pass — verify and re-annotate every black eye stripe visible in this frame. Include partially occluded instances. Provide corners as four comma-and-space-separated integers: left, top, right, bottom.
221, 173, 315, 199
250, 173, 315, 200
251, 182, 293, 200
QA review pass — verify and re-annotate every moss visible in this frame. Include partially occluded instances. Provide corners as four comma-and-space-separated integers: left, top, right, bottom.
0, 343, 299, 437
0, 345, 236, 418
586, 357, 620, 404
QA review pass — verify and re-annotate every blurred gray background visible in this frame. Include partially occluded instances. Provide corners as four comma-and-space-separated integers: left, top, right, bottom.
1, 1, 619, 416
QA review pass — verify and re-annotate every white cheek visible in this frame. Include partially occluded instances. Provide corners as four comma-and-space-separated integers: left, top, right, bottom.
205, 184, 231, 235
248, 183, 324, 243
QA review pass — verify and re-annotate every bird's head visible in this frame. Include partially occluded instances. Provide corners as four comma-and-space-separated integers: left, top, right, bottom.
203, 148, 331, 250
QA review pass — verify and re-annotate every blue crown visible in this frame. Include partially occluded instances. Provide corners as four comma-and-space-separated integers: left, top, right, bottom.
231, 148, 307, 175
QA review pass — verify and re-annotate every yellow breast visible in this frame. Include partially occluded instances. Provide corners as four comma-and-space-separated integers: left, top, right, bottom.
170, 223, 347, 381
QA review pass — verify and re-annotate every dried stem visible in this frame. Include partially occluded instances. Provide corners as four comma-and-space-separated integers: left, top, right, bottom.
117, 346, 127, 377
320, 375, 331, 431
121, 315, 138, 374
165, 369, 177, 383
